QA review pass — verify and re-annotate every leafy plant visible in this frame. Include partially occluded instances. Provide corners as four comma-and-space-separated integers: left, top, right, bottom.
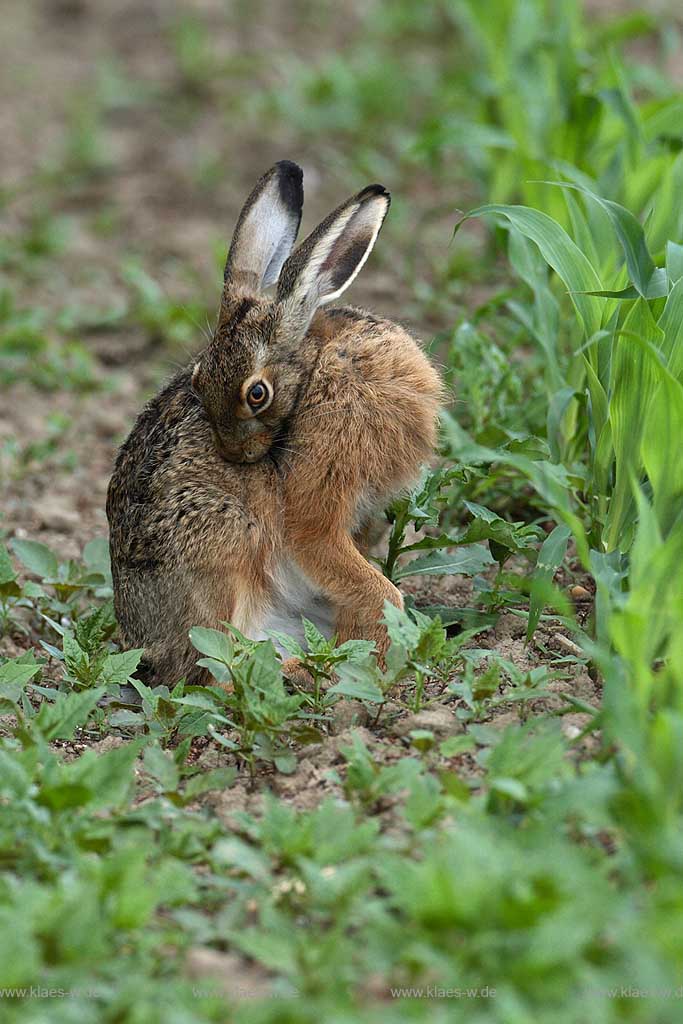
189, 626, 305, 775
9, 537, 112, 621
269, 617, 374, 714
454, 183, 683, 556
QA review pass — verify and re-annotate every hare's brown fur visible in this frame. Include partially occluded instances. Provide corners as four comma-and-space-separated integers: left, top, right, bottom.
107, 163, 442, 686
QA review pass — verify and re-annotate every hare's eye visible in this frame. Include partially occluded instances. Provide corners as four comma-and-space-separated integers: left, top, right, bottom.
246, 380, 271, 411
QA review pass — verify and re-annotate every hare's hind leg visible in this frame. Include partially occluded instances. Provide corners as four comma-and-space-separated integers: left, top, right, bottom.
293, 531, 403, 666
329, 517, 395, 661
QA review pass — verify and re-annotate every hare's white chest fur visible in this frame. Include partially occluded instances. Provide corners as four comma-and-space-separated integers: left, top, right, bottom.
254, 558, 335, 651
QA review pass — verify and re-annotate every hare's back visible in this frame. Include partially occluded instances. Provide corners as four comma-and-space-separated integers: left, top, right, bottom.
307, 306, 441, 461
318, 307, 440, 401
282, 306, 441, 535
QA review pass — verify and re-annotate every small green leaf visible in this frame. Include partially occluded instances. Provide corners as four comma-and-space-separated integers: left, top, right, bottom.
0, 543, 17, 587
409, 730, 435, 752
460, 502, 541, 561
172, 692, 224, 712
527, 525, 571, 640
189, 626, 234, 663
302, 618, 328, 653
395, 544, 495, 581
32, 688, 104, 740
70, 739, 145, 808
83, 537, 111, 576
490, 777, 529, 803
328, 669, 384, 705
182, 766, 236, 801
195, 656, 232, 684
0, 658, 41, 700
0, 749, 32, 798
274, 752, 297, 774
101, 648, 143, 687
213, 837, 272, 880
440, 735, 475, 757
38, 782, 94, 810
144, 744, 180, 791
267, 632, 306, 659
334, 639, 375, 661
11, 539, 59, 579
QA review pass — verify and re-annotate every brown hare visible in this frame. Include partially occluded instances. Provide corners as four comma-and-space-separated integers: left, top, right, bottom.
106, 161, 442, 686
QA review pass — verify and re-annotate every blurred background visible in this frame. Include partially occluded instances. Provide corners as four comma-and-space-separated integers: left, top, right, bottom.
1, 0, 682, 557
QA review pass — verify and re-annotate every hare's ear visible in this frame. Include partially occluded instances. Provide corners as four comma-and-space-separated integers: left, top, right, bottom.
223, 161, 304, 293
276, 184, 390, 320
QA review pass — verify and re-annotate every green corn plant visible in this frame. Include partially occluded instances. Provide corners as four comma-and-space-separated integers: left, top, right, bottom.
585, 489, 683, 877
454, 178, 683, 555
448, 0, 683, 219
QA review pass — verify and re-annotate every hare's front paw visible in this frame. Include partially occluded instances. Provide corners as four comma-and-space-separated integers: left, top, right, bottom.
280, 657, 314, 690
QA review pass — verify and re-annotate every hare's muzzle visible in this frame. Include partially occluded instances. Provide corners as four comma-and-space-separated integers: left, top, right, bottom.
213, 426, 273, 465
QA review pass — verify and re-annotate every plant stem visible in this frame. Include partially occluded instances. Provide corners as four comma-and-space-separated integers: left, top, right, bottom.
383, 513, 408, 581
414, 670, 424, 712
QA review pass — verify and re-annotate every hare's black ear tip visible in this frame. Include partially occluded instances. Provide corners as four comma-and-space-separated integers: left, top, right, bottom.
274, 160, 304, 211
275, 159, 303, 178
360, 183, 391, 205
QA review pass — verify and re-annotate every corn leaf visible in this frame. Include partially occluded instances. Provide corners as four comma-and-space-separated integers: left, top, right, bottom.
542, 180, 666, 298
605, 301, 663, 550
657, 276, 683, 382
641, 363, 683, 537
455, 204, 604, 338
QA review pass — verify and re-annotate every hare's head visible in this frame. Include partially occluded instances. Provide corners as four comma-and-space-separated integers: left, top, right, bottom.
191, 161, 390, 463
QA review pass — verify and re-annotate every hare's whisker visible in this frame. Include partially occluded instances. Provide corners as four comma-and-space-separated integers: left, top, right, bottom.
273, 445, 317, 469
178, 306, 212, 347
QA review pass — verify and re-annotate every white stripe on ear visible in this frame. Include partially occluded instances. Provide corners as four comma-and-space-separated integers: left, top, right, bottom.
277, 184, 390, 314
224, 161, 304, 293
318, 196, 388, 303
